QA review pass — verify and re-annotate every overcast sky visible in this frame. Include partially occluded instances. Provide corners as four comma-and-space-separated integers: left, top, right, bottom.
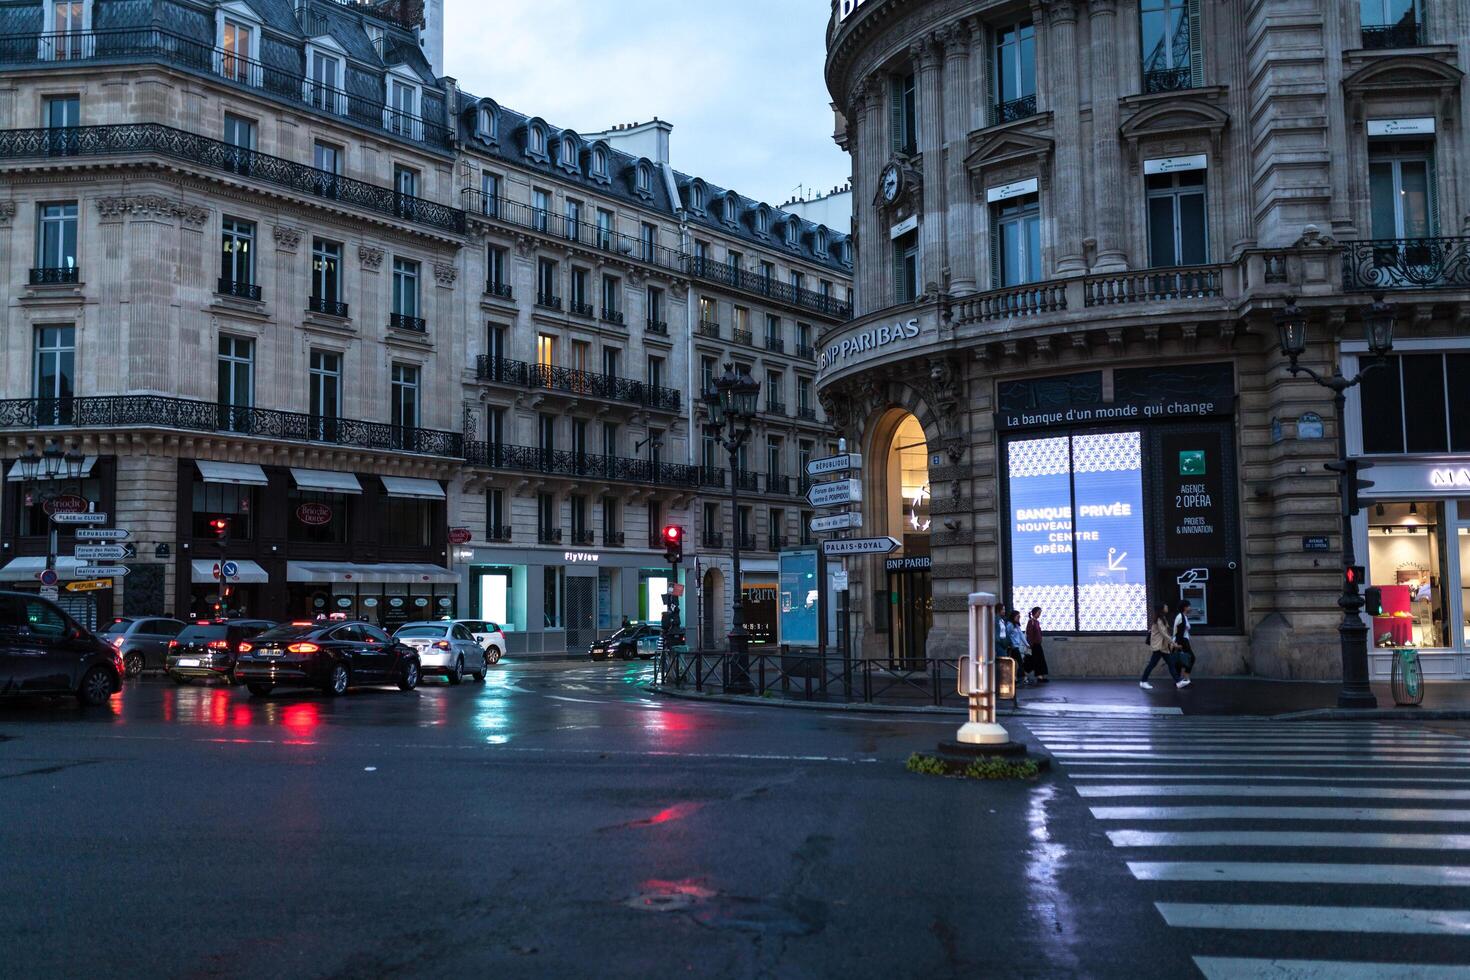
442, 0, 850, 207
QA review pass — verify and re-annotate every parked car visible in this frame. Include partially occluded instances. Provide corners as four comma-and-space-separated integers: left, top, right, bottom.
589, 623, 662, 661
99, 616, 186, 677
394, 622, 489, 684
443, 619, 506, 664
0, 590, 122, 705
234, 621, 420, 697
165, 619, 277, 685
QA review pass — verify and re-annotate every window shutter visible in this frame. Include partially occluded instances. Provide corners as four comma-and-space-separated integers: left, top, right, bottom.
1188, 0, 1205, 88
989, 211, 1001, 288
892, 239, 904, 304
889, 76, 903, 154
1429, 150, 1441, 237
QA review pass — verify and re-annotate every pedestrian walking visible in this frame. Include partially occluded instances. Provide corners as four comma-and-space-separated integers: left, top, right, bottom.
1024, 606, 1050, 683
1173, 600, 1195, 688
994, 603, 1018, 681
1140, 603, 1181, 689
1006, 610, 1031, 686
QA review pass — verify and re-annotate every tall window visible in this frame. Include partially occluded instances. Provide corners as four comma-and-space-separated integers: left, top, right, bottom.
44, 94, 80, 129
220, 217, 255, 288
596, 208, 613, 250
602, 498, 619, 538
602, 421, 618, 457
487, 245, 507, 292
539, 496, 559, 545
311, 238, 342, 311
570, 495, 588, 540
1146, 171, 1208, 267
993, 22, 1036, 120
224, 113, 256, 151
35, 202, 78, 276
1140, 0, 1201, 92
798, 440, 814, 476
602, 347, 620, 378
308, 349, 341, 439
388, 78, 418, 138
601, 275, 620, 318
46, 0, 88, 59
640, 222, 657, 262
1370, 142, 1434, 241
797, 321, 812, 353
992, 194, 1042, 286
533, 188, 551, 231
699, 296, 716, 324
767, 436, 783, 477
486, 406, 505, 446
537, 258, 558, 305
391, 362, 420, 430
797, 377, 814, 415
33, 325, 75, 423
765, 314, 781, 349
648, 356, 664, 390
536, 333, 556, 370
766, 370, 784, 410
564, 198, 582, 242
486, 488, 505, 537
890, 71, 917, 155
312, 140, 340, 195
392, 258, 420, 321
893, 229, 919, 304
217, 335, 254, 415
701, 357, 717, 394
220, 20, 253, 82
481, 172, 500, 217
308, 50, 341, 113
648, 287, 664, 326
572, 417, 589, 456
570, 267, 589, 311
538, 414, 555, 453
1361, 0, 1423, 47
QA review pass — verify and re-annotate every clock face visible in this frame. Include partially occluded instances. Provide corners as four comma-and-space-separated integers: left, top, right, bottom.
881, 165, 901, 203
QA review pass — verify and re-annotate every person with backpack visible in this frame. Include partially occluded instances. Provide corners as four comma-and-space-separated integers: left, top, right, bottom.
1140, 603, 1180, 689
1024, 606, 1050, 684
1173, 599, 1195, 688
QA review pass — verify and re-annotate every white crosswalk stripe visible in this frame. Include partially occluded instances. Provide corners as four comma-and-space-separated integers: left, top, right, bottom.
1026, 716, 1470, 977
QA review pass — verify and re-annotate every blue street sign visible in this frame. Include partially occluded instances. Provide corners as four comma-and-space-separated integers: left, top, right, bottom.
221, 560, 240, 580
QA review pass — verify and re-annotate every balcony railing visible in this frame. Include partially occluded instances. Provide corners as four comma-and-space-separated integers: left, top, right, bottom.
389, 312, 426, 332
734, 470, 760, 493
699, 466, 726, 489
601, 307, 625, 325
768, 534, 787, 552
0, 123, 465, 234
1084, 265, 1222, 307
798, 477, 813, 497
797, 406, 817, 422
476, 355, 680, 411
688, 258, 853, 320
766, 474, 790, 495
569, 301, 595, 318
308, 296, 349, 318
702, 530, 725, 549
1143, 67, 1194, 94
29, 266, 78, 285
465, 442, 701, 486
217, 277, 262, 301
796, 344, 816, 361
0, 394, 461, 456
1362, 19, 1423, 49
646, 319, 669, 335
460, 190, 688, 274
538, 528, 563, 544
764, 336, 785, 353
0, 28, 452, 150
604, 530, 625, 546
485, 281, 513, 300
732, 328, 753, 346
991, 94, 1038, 127
487, 525, 513, 542
765, 400, 787, 417
536, 292, 561, 310
737, 533, 758, 551
571, 529, 596, 546
696, 320, 722, 339
1342, 237, 1470, 292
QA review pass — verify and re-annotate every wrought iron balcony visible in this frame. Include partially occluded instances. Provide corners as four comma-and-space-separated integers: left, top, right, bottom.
766, 474, 790, 495
0, 394, 462, 456
308, 296, 349, 318
538, 527, 563, 544
569, 301, 595, 318
29, 266, 78, 285
688, 257, 852, 321
737, 533, 758, 551
1143, 67, 1194, 94
217, 277, 262, 301
765, 400, 787, 417
487, 525, 513, 542
701, 530, 725, 549
1362, 19, 1423, 49
699, 466, 726, 489
1342, 237, 1470, 292
797, 405, 817, 421
603, 530, 625, 546
485, 280, 513, 300
799, 530, 816, 547
464, 441, 701, 486
798, 477, 813, 496
389, 313, 426, 332
732, 328, 754, 347
767, 534, 787, 552
0, 123, 465, 234
571, 529, 596, 546
0, 28, 453, 149
459, 190, 688, 274
475, 355, 681, 411
601, 307, 625, 325
646, 319, 669, 335
734, 470, 760, 493
796, 344, 816, 361
536, 292, 562, 310
763, 335, 785, 353
696, 320, 722, 339
991, 94, 1038, 127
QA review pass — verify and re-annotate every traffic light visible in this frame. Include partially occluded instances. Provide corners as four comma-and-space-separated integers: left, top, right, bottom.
208, 517, 230, 546
1326, 459, 1376, 516
661, 524, 683, 564
1345, 565, 1366, 591
1363, 586, 1384, 617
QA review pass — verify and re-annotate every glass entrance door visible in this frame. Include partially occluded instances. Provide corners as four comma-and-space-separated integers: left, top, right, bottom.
885, 568, 932, 669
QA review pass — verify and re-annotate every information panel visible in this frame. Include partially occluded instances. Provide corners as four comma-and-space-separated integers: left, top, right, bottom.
778, 549, 820, 649
1008, 436, 1078, 632
1071, 432, 1148, 631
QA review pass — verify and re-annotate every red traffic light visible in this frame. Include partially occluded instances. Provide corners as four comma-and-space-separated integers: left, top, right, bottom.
662, 525, 683, 546
208, 518, 230, 537
1345, 565, 1365, 587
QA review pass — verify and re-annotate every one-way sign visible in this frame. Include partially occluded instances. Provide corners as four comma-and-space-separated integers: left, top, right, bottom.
807, 479, 861, 508
822, 536, 901, 557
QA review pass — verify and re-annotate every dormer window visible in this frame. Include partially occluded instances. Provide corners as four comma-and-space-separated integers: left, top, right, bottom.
527, 121, 548, 159
635, 161, 654, 197
475, 101, 498, 142
816, 228, 828, 254
592, 148, 607, 177
43, 1, 91, 60
839, 240, 851, 266
692, 185, 704, 211
755, 208, 769, 234
304, 40, 345, 115
722, 195, 737, 226
215, 4, 262, 86
785, 220, 801, 248
385, 73, 421, 141
556, 132, 580, 173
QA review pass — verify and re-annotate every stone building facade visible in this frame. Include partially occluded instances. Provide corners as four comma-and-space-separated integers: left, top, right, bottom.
822, 0, 1470, 681
0, 0, 851, 654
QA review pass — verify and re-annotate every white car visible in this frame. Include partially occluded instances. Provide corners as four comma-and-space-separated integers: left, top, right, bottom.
447, 619, 506, 665
392, 622, 488, 684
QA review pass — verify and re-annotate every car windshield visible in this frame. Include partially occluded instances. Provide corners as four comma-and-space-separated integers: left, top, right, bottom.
100, 619, 138, 634
177, 625, 229, 643
397, 624, 448, 638
253, 624, 321, 642
607, 625, 643, 641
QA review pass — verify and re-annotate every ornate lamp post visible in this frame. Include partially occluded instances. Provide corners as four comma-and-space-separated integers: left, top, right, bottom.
1275, 294, 1396, 709
16, 438, 87, 576
704, 362, 760, 693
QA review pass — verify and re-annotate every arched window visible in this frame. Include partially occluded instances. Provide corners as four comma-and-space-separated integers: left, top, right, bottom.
723, 195, 737, 225
592, 148, 607, 177
477, 105, 497, 141
562, 139, 576, 168
816, 228, 828, 254
636, 162, 654, 196
690, 183, 705, 211
755, 208, 768, 234
528, 124, 546, 155
786, 219, 801, 247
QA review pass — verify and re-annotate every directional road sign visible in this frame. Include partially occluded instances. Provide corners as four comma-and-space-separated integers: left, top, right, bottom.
807, 453, 862, 477
222, 560, 240, 580
51, 512, 107, 525
822, 536, 901, 557
807, 479, 862, 508
75, 528, 130, 541
67, 579, 113, 593
810, 511, 863, 533
74, 545, 128, 561
77, 565, 130, 578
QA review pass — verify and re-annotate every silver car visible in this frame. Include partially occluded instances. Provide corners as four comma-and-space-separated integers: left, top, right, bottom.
445, 619, 506, 664
392, 621, 488, 685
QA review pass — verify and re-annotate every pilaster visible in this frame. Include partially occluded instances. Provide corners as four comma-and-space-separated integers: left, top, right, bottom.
940, 25, 977, 295
914, 36, 946, 294
1087, 0, 1127, 271
1045, 0, 1086, 274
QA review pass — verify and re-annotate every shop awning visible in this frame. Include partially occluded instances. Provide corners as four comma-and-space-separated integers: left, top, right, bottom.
380, 476, 445, 500
6, 456, 100, 481
196, 461, 269, 486
190, 559, 270, 584
286, 561, 459, 585
0, 557, 92, 582
290, 468, 363, 494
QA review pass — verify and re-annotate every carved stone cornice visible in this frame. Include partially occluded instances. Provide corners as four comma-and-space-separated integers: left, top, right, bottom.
936, 23, 968, 60
433, 262, 458, 288
272, 225, 303, 252
96, 195, 207, 226
358, 245, 385, 271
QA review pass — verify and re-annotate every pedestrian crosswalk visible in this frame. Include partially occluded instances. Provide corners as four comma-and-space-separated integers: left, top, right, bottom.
1025, 717, 1470, 977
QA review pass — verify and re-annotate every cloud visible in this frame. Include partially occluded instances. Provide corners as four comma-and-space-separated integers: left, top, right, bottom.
443, 0, 849, 209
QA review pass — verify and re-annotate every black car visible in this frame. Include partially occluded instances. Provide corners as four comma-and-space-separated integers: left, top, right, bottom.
0, 590, 123, 705
99, 616, 187, 676
589, 623, 661, 661
234, 621, 421, 697
165, 619, 277, 684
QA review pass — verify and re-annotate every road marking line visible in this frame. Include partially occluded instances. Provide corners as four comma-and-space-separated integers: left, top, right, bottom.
1195, 956, 1470, 979
1071, 774, 1470, 784
1077, 785, 1470, 800
1035, 736, 1469, 746
1155, 902, 1470, 936
1129, 861, 1470, 886
1017, 704, 1183, 715
1109, 830, 1470, 849
1054, 751, 1470, 762
1092, 805, 1470, 822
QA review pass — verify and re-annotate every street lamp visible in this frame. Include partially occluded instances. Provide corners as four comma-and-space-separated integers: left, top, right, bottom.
16, 438, 87, 576
1275, 294, 1396, 709
704, 362, 760, 693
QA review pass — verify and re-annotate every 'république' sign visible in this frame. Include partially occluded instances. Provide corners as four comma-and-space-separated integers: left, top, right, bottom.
837, 0, 880, 23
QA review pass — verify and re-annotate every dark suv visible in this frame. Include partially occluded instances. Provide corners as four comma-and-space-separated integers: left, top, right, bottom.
165, 619, 277, 685
0, 590, 122, 705
589, 623, 661, 661
99, 616, 186, 676
234, 621, 421, 697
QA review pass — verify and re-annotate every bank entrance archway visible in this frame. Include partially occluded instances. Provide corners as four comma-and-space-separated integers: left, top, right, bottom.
872, 411, 932, 666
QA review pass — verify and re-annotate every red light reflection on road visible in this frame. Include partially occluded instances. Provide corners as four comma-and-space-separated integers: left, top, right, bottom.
231, 705, 253, 727
280, 702, 321, 740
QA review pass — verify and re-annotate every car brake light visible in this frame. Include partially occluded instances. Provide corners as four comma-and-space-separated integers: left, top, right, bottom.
237, 642, 253, 653
207, 640, 230, 650
290, 621, 314, 627
434, 640, 452, 650
112, 636, 125, 648
168, 640, 178, 649
287, 642, 320, 654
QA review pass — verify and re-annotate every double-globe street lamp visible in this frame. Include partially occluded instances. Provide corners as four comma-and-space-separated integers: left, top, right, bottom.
703, 362, 760, 694
1275, 293, 1396, 709
16, 438, 88, 578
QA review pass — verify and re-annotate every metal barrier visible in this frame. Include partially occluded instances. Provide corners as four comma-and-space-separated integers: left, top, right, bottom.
655, 647, 967, 707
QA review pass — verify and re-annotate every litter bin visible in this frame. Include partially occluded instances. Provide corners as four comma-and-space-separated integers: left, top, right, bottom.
1390, 647, 1423, 707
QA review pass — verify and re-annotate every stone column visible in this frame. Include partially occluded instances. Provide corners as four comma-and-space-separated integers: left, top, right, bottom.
940, 25, 977, 295
914, 36, 946, 294
1088, 0, 1127, 271
967, 17, 989, 136
854, 77, 885, 314
1047, 1, 1087, 274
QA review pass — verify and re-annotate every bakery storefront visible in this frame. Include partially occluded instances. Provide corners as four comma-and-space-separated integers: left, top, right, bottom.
998, 363, 1244, 641
1349, 343, 1470, 679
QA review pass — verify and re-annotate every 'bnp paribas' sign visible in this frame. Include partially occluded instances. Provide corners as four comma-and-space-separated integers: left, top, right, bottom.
837, 0, 880, 23
818, 318, 922, 373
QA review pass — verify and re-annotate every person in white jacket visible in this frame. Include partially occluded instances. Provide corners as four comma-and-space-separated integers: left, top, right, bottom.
1172, 600, 1195, 688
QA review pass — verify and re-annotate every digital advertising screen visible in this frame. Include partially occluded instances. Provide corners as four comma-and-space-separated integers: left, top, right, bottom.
1071, 432, 1148, 631
1007, 436, 1078, 632
778, 549, 820, 648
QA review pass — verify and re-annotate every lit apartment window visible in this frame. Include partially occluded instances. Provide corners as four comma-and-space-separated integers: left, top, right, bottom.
220, 217, 255, 291
219, 18, 255, 83
44, 1, 90, 60
310, 238, 343, 313
1146, 171, 1208, 267
699, 296, 716, 323
34, 201, 78, 278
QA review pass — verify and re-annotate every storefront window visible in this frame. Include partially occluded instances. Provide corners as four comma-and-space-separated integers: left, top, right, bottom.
543, 566, 564, 627
18, 477, 101, 537
383, 497, 431, 548
474, 564, 524, 632
1368, 501, 1448, 649
191, 480, 253, 540
288, 490, 348, 544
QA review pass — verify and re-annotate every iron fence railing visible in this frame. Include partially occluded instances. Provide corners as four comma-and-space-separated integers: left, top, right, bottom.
991, 94, 1038, 127
732, 327, 753, 346
1361, 19, 1423, 49
461, 190, 688, 274
389, 312, 426, 332
485, 280, 513, 300
699, 466, 726, 489
1342, 237, 1470, 291
1143, 66, 1194, 94
696, 320, 722, 339
646, 319, 669, 335
308, 296, 349, 318
688, 258, 853, 320
475, 355, 680, 411
655, 649, 968, 707
217, 277, 262, 301
701, 530, 724, 549
29, 266, 78, 285
465, 441, 701, 486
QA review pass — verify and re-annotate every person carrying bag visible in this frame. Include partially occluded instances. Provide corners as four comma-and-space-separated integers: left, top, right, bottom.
1140, 604, 1181, 690
1173, 600, 1195, 688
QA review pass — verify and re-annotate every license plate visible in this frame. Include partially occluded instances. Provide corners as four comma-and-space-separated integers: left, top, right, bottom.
177, 658, 200, 667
